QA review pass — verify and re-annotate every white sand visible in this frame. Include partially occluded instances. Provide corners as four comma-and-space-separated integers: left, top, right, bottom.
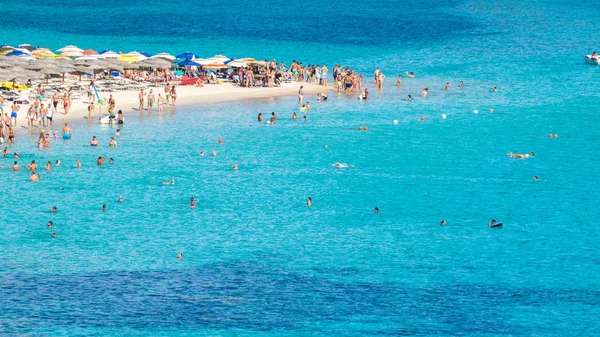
11, 81, 330, 125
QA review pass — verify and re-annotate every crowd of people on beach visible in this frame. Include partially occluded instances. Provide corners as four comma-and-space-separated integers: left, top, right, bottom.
0, 57, 555, 255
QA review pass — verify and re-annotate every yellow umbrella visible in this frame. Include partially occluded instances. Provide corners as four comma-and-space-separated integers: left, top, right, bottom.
53, 55, 73, 60
116, 55, 140, 63
0, 50, 11, 56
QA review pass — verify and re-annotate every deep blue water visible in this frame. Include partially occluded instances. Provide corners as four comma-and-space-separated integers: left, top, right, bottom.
1, 0, 600, 335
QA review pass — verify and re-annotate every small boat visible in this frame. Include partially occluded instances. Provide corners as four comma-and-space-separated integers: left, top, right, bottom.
585, 55, 600, 65
100, 115, 123, 124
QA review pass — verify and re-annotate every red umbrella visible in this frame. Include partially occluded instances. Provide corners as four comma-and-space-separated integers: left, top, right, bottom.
82, 49, 98, 55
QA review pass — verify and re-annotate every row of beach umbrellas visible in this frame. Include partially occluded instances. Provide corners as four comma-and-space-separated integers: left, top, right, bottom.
0, 44, 272, 82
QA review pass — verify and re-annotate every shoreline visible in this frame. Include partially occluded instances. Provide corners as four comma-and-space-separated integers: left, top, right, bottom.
10, 82, 332, 126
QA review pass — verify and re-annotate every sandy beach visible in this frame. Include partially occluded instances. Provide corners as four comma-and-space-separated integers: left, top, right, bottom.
11, 81, 330, 125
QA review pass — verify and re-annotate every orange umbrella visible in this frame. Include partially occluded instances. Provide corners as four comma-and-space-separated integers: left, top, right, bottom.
82, 49, 98, 55
202, 62, 227, 69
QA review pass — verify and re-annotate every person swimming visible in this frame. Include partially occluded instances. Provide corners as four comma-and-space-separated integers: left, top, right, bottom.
200, 151, 205, 156
406, 71, 415, 78
119, 196, 123, 202
306, 197, 312, 207
333, 162, 354, 168
508, 152, 535, 159
232, 164, 238, 170
177, 252, 183, 260
258, 113, 263, 122
407, 95, 412, 101
102, 204, 107, 211
292, 112, 298, 120
488, 219, 502, 227
533, 176, 539, 181
440, 220, 446, 226
190, 197, 196, 209
317, 93, 328, 101
47, 221, 53, 228
374, 207, 379, 213
90, 136, 99, 147
50, 206, 57, 213
359, 88, 368, 100
162, 179, 175, 185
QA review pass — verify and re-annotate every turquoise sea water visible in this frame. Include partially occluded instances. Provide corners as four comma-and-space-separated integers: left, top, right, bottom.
1, 0, 600, 335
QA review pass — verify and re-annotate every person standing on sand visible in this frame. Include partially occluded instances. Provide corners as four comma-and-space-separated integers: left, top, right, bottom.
88, 81, 96, 103
46, 103, 53, 126
87, 102, 94, 120
298, 86, 304, 105
62, 93, 70, 114
108, 95, 115, 114
138, 89, 145, 112
321, 64, 328, 86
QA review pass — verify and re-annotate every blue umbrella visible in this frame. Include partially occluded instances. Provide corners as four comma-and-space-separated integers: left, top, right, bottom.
178, 60, 202, 67
176, 52, 199, 59
5, 50, 26, 57
140, 51, 153, 58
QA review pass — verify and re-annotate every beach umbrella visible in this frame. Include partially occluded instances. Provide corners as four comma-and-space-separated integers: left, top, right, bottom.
116, 55, 140, 63
24, 62, 50, 70
140, 58, 172, 68
202, 62, 228, 69
25, 70, 45, 79
140, 52, 153, 58
82, 49, 98, 55
176, 52, 199, 59
53, 55, 73, 60
122, 62, 140, 69
18, 44, 36, 51
125, 51, 147, 61
61, 51, 84, 57
5, 50, 28, 57
178, 60, 202, 67
13, 48, 32, 55
74, 55, 101, 62
227, 59, 248, 68
97, 51, 119, 59
151, 52, 175, 61
211, 54, 230, 62
31, 48, 57, 59
1, 56, 28, 65
57, 45, 83, 53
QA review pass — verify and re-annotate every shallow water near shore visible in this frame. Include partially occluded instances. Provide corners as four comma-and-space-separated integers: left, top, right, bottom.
2, 0, 600, 335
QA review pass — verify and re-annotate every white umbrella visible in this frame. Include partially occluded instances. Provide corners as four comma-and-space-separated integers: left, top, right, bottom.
74, 55, 100, 62
97, 51, 119, 59
13, 48, 32, 55
57, 45, 83, 53
227, 59, 248, 68
151, 52, 175, 61
211, 54, 230, 62
61, 51, 84, 57
125, 51, 147, 61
